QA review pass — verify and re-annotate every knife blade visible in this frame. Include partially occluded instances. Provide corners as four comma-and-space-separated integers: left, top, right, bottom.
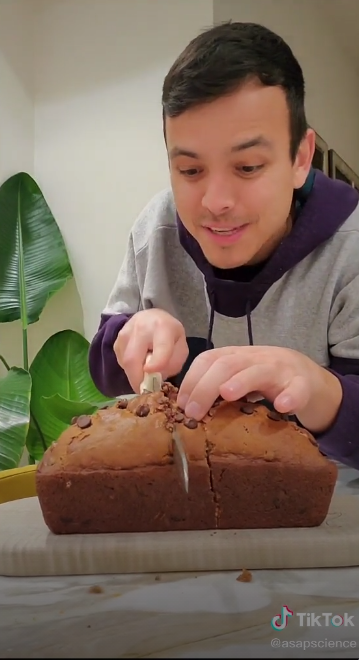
139, 353, 189, 494
172, 426, 189, 494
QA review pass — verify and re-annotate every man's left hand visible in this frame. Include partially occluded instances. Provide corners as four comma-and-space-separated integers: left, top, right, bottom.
176, 346, 343, 434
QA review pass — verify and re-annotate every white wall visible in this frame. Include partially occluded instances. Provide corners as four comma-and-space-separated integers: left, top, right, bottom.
0, 0, 34, 378
1, 0, 359, 378
34, 0, 214, 341
0, 0, 85, 379
214, 0, 359, 175
0, 0, 33, 182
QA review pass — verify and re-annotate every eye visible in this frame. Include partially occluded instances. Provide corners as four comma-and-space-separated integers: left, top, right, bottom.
178, 168, 202, 177
236, 165, 264, 175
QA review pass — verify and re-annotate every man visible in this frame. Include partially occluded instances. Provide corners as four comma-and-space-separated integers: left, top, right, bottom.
89, 21, 359, 469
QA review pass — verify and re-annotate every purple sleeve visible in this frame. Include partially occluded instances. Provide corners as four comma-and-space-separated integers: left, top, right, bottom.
88, 313, 135, 397
315, 370, 359, 470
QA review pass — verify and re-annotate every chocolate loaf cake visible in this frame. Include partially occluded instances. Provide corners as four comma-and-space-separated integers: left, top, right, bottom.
35, 383, 338, 534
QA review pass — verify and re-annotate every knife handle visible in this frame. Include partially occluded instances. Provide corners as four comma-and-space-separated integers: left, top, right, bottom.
139, 352, 163, 394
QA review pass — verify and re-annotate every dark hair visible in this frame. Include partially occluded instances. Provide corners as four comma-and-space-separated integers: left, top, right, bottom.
162, 21, 307, 161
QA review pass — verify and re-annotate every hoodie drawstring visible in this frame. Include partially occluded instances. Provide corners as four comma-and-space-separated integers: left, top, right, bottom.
246, 299, 253, 346
207, 292, 254, 348
206, 295, 215, 349
205, 291, 295, 420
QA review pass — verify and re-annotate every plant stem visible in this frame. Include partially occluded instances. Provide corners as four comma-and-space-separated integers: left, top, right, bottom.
30, 409, 47, 453
22, 328, 29, 372
17, 182, 29, 371
0, 355, 10, 371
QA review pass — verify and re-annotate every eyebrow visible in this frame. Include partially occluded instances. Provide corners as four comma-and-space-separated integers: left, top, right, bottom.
232, 136, 273, 152
169, 136, 272, 160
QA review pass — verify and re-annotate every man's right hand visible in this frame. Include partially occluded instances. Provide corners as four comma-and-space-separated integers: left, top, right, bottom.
114, 309, 189, 393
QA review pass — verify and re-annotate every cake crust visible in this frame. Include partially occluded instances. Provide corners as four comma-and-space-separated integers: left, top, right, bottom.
35, 385, 338, 534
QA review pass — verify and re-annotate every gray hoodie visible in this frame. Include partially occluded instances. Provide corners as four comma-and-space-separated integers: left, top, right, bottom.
89, 170, 359, 469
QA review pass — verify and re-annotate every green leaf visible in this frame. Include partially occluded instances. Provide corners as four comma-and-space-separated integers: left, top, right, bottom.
26, 329, 112, 459
0, 367, 32, 471
41, 394, 98, 425
41, 393, 118, 425
0, 172, 73, 325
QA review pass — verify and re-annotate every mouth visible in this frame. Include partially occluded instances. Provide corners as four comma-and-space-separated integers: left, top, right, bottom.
202, 224, 249, 245
207, 226, 240, 234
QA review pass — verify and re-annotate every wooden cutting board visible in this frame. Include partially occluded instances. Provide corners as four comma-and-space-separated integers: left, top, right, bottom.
0, 495, 358, 576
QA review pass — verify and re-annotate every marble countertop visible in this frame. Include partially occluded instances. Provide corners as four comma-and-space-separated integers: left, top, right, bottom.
1, 463, 359, 659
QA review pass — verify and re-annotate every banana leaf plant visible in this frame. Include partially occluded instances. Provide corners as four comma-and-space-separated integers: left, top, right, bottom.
0, 172, 113, 470
27, 329, 113, 461
0, 367, 32, 470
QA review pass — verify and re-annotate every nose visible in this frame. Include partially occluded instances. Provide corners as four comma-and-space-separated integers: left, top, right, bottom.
201, 176, 236, 216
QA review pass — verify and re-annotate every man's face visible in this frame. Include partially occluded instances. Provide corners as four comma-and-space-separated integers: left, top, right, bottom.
166, 81, 314, 268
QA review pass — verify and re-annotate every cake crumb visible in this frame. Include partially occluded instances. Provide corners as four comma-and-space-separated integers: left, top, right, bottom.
88, 585, 103, 593
236, 568, 252, 582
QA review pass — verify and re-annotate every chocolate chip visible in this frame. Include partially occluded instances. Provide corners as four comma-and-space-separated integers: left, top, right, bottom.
71, 416, 78, 425
116, 399, 128, 409
267, 410, 282, 421
136, 404, 150, 417
184, 418, 198, 429
76, 415, 92, 429
174, 412, 184, 422
240, 403, 255, 415
161, 383, 177, 400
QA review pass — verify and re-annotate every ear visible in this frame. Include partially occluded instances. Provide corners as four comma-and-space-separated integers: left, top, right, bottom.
293, 128, 316, 189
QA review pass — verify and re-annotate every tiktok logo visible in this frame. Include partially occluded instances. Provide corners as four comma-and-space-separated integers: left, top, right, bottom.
271, 605, 294, 630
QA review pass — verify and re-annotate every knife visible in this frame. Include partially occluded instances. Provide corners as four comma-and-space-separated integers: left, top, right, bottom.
139, 353, 163, 394
139, 353, 189, 494
172, 425, 189, 494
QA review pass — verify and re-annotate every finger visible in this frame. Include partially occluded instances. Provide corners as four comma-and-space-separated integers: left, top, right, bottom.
178, 347, 258, 408
177, 350, 221, 410
219, 364, 280, 402
165, 335, 189, 378
118, 329, 152, 392
144, 324, 179, 372
274, 375, 310, 413
180, 355, 246, 420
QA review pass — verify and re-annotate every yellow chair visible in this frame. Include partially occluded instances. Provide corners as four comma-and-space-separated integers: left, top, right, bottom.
0, 464, 37, 504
